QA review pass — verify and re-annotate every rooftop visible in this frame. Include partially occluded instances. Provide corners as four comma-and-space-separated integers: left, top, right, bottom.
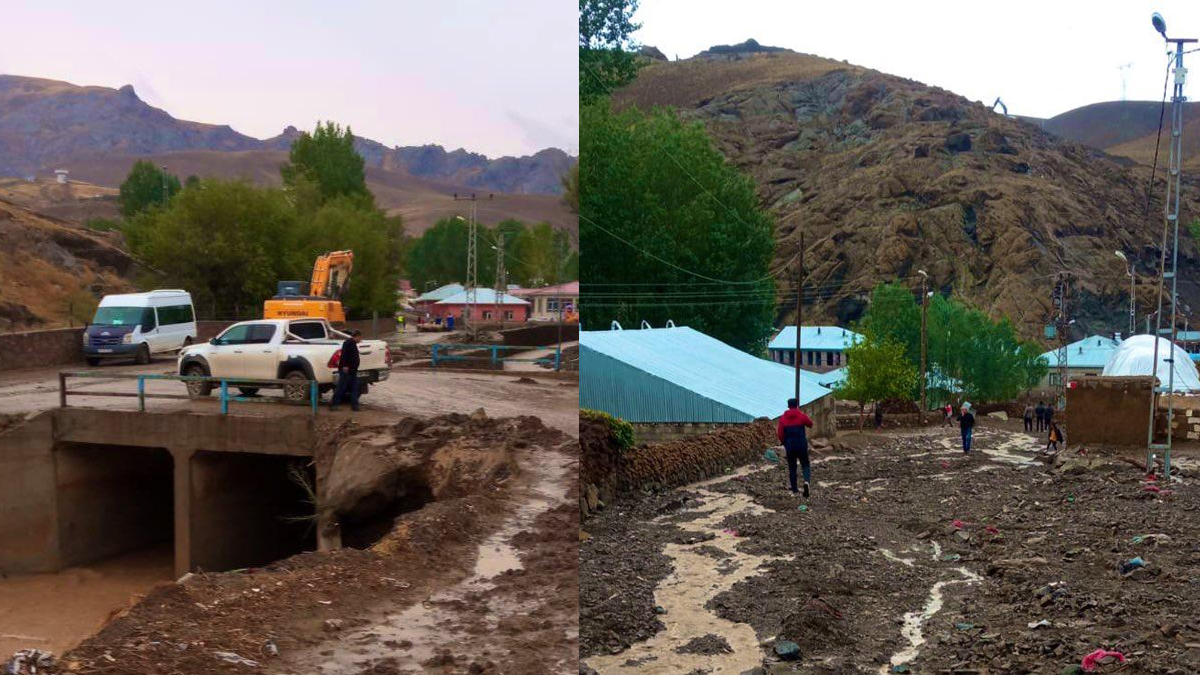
510, 281, 579, 297
435, 288, 530, 306
1039, 335, 1122, 369
581, 326, 832, 421
768, 326, 863, 352
415, 283, 464, 303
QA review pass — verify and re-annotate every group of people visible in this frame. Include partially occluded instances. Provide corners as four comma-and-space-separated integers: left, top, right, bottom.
778, 395, 1070, 497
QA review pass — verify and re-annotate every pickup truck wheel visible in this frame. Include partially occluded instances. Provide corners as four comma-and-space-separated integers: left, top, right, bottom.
86, 357, 101, 367
359, 382, 370, 396
282, 371, 314, 404
136, 344, 151, 365
237, 387, 260, 397
184, 365, 213, 398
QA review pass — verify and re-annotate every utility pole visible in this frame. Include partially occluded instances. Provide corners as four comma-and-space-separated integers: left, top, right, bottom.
1119, 62, 1134, 101
1053, 273, 1072, 413
493, 233, 506, 329
1146, 14, 1194, 481
161, 165, 169, 205
1116, 250, 1136, 336
918, 270, 929, 423
454, 193, 493, 337
794, 231, 804, 402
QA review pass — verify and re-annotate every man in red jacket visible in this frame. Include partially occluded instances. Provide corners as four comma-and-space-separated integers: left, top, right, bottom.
777, 398, 816, 497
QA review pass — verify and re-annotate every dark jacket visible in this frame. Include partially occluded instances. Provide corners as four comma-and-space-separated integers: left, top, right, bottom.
959, 411, 975, 432
777, 408, 814, 452
340, 338, 361, 371
1035, 404, 1046, 420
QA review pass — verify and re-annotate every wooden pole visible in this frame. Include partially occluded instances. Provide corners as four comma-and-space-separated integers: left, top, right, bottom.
794, 231, 804, 402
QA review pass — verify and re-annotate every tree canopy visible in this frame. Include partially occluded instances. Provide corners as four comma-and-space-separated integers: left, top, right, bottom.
280, 121, 371, 207
119, 161, 181, 218
835, 334, 919, 408
404, 218, 577, 291
579, 0, 642, 103
579, 102, 776, 352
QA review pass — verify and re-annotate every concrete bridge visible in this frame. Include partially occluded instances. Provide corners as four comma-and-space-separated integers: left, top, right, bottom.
0, 408, 337, 578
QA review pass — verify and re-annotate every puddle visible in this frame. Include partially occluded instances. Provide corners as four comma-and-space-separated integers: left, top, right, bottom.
586, 471, 790, 674
303, 449, 571, 674
881, 565, 981, 674
0, 546, 173, 657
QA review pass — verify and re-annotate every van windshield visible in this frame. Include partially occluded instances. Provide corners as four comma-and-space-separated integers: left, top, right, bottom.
92, 307, 154, 327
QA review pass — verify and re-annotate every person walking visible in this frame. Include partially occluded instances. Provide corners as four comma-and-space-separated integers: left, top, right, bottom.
1035, 401, 1046, 432
396, 314, 406, 333
777, 398, 815, 497
874, 404, 884, 430
1022, 402, 1034, 433
944, 402, 954, 427
330, 329, 363, 412
959, 403, 976, 454
1044, 403, 1055, 430
1047, 421, 1063, 453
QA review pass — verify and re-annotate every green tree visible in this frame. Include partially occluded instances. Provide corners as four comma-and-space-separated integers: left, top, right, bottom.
835, 334, 918, 429
579, 103, 775, 352
579, 0, 642, 103
184, 175, 201, 189
405, 217, 470, 291
281, 121, 370, 206
119, 160, 181, 218
563, 162, 579, 214
857, 282, 921, 365
124, 179, 296, 316
292, 196, 404, 317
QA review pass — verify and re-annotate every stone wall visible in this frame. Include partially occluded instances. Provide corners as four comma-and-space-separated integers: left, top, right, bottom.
633, 394, 836, 442
1156, 395, 1200, 441
1065, 376, 1154, 447
0, 327, 84, 372
501, 323, 579, 348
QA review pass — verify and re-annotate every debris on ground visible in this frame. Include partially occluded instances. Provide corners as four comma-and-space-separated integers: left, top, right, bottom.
3, 649, 55, 675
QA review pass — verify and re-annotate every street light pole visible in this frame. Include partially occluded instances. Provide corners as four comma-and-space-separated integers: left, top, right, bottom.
1116, 251, 1135, 336
794, 231, 804, 403
1145, 13, 1195, 481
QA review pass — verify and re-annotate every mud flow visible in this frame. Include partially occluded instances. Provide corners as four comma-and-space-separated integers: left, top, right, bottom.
582, 422, 1200, 673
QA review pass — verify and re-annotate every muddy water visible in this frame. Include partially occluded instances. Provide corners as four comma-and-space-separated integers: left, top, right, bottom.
304, 447, 573, 674
0, 546, 172, 657
586, 466, 787, 675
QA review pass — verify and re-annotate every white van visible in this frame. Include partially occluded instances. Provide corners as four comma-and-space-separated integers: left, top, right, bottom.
84, 290, 198, 365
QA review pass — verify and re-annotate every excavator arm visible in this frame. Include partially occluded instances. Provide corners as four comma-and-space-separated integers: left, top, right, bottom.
310, 250, 354, 300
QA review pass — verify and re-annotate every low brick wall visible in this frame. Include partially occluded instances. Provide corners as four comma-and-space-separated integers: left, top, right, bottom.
0, 327, 85, 372
1155, 395, 1200, 441
1065, 376, 1154, 447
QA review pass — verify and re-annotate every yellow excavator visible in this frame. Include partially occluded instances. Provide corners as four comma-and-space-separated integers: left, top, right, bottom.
263, 250, 354, 323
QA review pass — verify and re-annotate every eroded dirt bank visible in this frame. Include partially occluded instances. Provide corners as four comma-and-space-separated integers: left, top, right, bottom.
580, 423, 1200, 674
41, 411, 576, 675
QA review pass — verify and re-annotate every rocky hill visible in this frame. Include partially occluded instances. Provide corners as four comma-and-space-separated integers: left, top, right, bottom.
0, 75, 573, 196
1042, 100, 1200, 171
614, 49, 1200, 342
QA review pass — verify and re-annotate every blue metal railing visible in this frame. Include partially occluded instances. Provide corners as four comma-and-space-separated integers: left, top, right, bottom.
59, 371, 320, 416
430, 343, 562, 370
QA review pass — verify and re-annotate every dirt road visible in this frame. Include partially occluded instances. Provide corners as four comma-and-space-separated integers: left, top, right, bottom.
581, 422, 1200, 674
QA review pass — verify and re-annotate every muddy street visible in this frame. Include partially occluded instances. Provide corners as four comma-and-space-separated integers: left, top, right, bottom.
580, 422, 1200, 674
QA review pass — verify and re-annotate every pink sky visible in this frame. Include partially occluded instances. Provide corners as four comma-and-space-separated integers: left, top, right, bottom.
1, 0, 577, 157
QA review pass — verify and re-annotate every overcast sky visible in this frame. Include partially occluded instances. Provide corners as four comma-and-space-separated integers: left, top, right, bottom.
636, 0, 1200, 119
0, 0, 577, 157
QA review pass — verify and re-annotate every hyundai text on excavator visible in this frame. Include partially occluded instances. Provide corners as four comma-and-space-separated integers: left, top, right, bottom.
263, 250, 353, 323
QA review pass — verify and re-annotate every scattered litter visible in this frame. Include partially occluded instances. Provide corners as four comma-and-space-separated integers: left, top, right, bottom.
773, 640, 801, 661
653, 605, 667, 615
212, 651, 260, 667
1131, 533, 1171, 545
1080, 648, 1126, 672
3, 649, 55, 675
798, 504, 809, 512
322, 619, 343, 632
985, 525, 1000, 535
316, 600, 333, 605
1027, 619, 1052, 629
1119, 557, 1145, 575
722, 528, 739, 537
951, 519, 966, 529
941, 553, 961, 562
261, 641, 279, 657
954, 622, 975, 630
764, 449, 780, 463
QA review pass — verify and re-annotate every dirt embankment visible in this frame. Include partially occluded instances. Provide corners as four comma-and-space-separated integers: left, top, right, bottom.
55, 411, 574, 675
581, 417, 778, 519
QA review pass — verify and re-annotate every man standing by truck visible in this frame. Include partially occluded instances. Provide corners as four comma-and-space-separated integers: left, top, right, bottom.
330, 329, 363, 412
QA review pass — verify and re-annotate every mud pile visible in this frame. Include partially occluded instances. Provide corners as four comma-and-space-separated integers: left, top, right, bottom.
56, 411, 570, 675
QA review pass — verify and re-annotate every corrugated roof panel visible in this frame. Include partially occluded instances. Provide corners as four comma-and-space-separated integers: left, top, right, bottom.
415, 283, 464, 302
1040, 334, 1121, 369
580, 326, 832, 423
768, 326, 863, 351
435, 289, 530, 305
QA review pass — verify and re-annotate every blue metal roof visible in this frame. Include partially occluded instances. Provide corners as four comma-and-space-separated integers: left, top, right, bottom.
1039, 335, 1121, 369
815, 367, 847, 389
581, 326, 832, 423
415, 283, 464, 302
768, 326, 863, 352
1158, 329, 1200, 341
436, 289, 529, 305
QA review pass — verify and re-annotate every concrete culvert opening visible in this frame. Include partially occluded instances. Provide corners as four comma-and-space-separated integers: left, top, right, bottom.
334, 467, 435, 549
55, 443, 173, 567
189, 451, 316, 572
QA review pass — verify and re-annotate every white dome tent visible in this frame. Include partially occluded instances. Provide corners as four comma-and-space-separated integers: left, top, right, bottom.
1101, 335, 1200, 392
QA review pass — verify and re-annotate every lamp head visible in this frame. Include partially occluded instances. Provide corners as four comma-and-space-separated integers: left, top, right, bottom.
1114, 250, 1127, 261
1153, 12, 1168, 39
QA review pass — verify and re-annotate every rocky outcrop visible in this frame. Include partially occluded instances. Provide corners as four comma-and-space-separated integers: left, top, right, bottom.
615, 50, 1200, 343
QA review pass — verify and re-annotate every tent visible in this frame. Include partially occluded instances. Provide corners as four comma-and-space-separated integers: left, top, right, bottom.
1101, 335, 1200, 392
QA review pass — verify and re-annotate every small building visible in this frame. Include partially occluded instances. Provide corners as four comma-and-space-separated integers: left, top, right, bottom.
581, 325, 835, 440
428, 288, 530, 323
510, 281, 579, 321
767, 326, 863, 373
1039, 335, 1122, 387
54, 169, 68, 184
1159, 329, 1200, 355
413, 283, 465, 310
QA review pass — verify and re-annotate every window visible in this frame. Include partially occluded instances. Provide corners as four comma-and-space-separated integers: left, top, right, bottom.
92, 306, 155, 328
483, 310, 495, 320
289, 322, 327, 340
215, 324, 253, 345
156, 304, 194, 325
547, 298, 560, 311
826, 351, 834, 366
806, 351, 814, 366
246, 324, 277, 344
1048, 373, 1062, 386
505, 310, 515, 320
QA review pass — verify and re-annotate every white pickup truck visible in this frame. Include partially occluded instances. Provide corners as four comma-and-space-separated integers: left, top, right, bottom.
178, 318, 391, 402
